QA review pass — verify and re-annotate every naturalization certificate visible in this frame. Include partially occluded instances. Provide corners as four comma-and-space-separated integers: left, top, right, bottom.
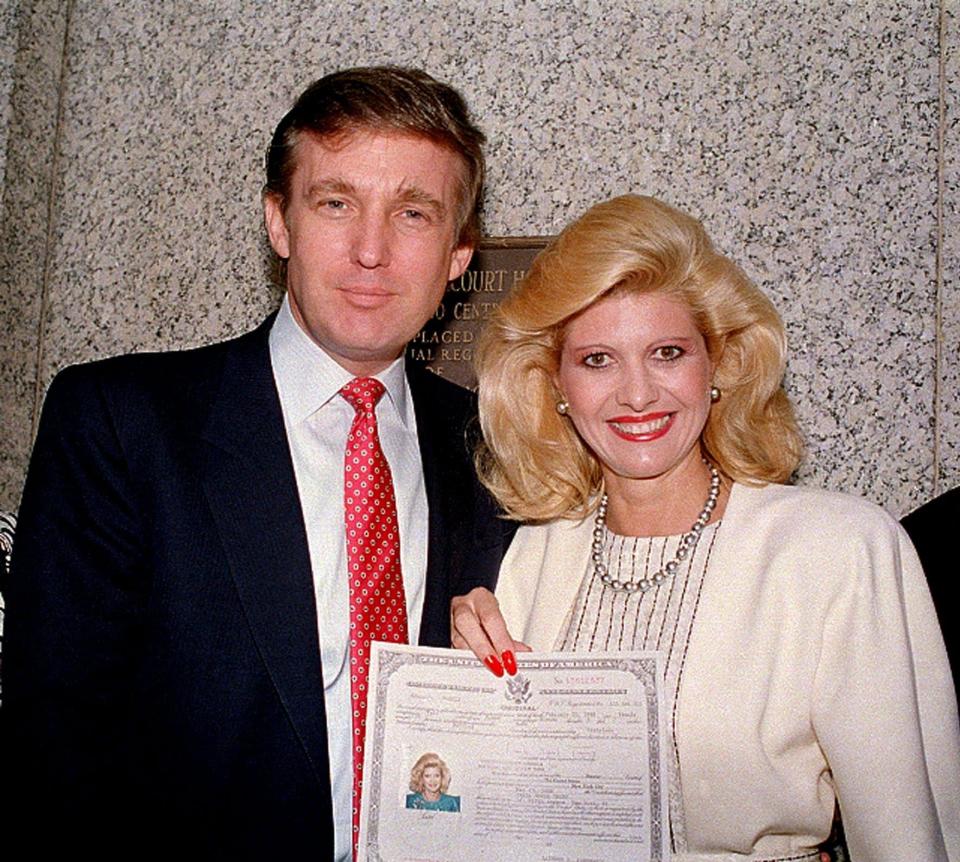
358, 643, 669, 862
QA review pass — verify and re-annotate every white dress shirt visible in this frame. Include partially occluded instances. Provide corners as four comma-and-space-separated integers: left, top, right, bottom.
269, 296, 428, 862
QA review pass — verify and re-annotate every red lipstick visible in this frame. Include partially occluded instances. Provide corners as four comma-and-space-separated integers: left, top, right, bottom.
607, 412, 674, 442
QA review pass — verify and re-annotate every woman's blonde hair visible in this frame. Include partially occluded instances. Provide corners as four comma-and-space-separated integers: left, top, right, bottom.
409, 753, 451, 794
475, 194, 803, 522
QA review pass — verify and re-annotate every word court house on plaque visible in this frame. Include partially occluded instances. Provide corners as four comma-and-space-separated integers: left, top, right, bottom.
407, 238, 551, 389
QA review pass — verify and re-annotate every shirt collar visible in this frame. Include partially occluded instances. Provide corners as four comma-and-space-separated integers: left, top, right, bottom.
269, 295, 411, 426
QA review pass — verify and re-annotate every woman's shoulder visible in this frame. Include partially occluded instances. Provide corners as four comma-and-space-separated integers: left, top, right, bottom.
726, 482, 909, 565
719, 483, 921, 605
731, 481, 899, 530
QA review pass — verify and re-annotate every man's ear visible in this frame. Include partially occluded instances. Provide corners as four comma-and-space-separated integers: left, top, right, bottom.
447, 243, 474, 282
263, 193, 290, 259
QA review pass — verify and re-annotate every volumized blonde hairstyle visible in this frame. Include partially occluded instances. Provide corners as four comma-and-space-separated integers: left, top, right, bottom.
475, 194, 803, 522
409, 753, 452, 794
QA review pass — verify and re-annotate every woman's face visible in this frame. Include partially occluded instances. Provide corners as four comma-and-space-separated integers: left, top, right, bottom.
422, 765, 443, 795
556, 291, 713, 489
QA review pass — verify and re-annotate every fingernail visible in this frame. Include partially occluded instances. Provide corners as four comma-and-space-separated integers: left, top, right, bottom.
483, 655, 504, 677
501, 650, 517, 676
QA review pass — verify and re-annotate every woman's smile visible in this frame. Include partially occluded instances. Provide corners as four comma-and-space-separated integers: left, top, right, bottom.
607, 412, 674, 441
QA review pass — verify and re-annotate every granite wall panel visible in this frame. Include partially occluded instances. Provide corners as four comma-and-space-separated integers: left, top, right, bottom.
0, 0, 954, 515
0, 0, 19, 183
0, 0, 69, 512
940, 0, 959, 496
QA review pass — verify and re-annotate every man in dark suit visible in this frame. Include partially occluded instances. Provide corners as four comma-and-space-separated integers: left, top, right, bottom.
902, 486, 959, 688
1, 67, 509, 859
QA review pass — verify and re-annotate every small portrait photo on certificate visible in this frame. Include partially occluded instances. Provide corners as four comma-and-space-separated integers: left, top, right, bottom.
405, 752, 461, 812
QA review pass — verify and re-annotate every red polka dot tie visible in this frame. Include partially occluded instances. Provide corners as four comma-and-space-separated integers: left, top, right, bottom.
341, 377, 408, 861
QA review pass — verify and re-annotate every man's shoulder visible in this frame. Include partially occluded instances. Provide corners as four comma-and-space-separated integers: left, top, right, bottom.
48, 320, 271, 405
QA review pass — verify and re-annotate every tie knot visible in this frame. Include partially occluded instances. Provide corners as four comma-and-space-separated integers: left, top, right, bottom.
341, 377, 386, 415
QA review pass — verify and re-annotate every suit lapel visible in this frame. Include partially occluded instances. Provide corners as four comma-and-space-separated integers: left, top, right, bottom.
408, 363, 514, 646
407, 363, 459, 646
196, 322, 331, 789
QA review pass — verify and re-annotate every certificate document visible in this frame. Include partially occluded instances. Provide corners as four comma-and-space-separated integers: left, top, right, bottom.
358, 644, 669, 862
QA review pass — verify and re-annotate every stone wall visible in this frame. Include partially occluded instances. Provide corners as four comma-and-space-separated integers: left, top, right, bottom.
1, 0, 956, 515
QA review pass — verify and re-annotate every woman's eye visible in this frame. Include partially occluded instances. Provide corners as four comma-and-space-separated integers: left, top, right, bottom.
582, 352, 610, 368
655, 345, 683, 361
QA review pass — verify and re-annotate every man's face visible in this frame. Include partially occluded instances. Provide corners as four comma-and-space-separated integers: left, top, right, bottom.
264, 130, 474, 375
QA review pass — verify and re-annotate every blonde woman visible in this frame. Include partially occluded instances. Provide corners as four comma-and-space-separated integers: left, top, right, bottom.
452, 195, 959, 861
405, 752, 460, 812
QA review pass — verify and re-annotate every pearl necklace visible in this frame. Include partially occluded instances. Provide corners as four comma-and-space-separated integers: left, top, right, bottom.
592, 461, 721, 593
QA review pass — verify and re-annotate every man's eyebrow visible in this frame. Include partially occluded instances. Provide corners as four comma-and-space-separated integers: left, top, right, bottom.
305, 178, 357, 198
303, 178, 448, 220
395, 184, 447, 219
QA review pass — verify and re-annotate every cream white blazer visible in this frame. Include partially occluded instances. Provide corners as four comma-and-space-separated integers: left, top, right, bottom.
496, 482, 960, 862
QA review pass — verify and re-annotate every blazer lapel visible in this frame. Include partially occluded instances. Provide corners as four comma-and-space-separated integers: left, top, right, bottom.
498, 517, 594, 651
197, 323, 330, 788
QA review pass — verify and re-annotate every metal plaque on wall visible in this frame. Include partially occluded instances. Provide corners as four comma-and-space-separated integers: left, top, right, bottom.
406, 237, 552, 389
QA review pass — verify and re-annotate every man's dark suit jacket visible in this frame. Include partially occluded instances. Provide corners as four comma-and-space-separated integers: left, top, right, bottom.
902, 486, 958, 688
1, 317, 511, 857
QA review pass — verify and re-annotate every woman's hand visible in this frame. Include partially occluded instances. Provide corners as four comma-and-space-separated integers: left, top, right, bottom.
451, 587, 531, 677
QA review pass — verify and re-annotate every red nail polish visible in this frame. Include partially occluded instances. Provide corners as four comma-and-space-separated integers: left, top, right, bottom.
483, 655, 504, 677
501, 650, 517, 676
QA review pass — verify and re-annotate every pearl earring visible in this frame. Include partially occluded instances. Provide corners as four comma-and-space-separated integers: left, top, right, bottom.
556, 400, 569, 415
710, 386, 721, 403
